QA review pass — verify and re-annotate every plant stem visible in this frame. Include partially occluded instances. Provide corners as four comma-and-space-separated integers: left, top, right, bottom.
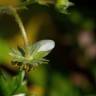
9, 7, 29, 52
11, 71, 25, 95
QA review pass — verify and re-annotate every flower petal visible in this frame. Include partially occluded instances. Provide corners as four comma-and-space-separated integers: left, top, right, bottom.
38, 40, 55, 52
13, 93, 25, 96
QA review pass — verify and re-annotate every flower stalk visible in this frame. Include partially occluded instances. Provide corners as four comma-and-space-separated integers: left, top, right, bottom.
9, 7, 29, 56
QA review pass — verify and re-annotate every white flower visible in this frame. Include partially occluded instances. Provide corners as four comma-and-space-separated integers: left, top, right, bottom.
38, 40, 55, 52
13, 93, 25, 96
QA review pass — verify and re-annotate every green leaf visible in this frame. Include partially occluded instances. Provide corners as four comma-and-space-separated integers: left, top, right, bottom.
0, 70, 26, 96
11, 71, 26, 95
0, 70, 16, 96
55, 0, 74, 14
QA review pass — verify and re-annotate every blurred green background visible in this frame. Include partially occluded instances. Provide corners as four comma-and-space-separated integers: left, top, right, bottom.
0, 0, 96, 96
